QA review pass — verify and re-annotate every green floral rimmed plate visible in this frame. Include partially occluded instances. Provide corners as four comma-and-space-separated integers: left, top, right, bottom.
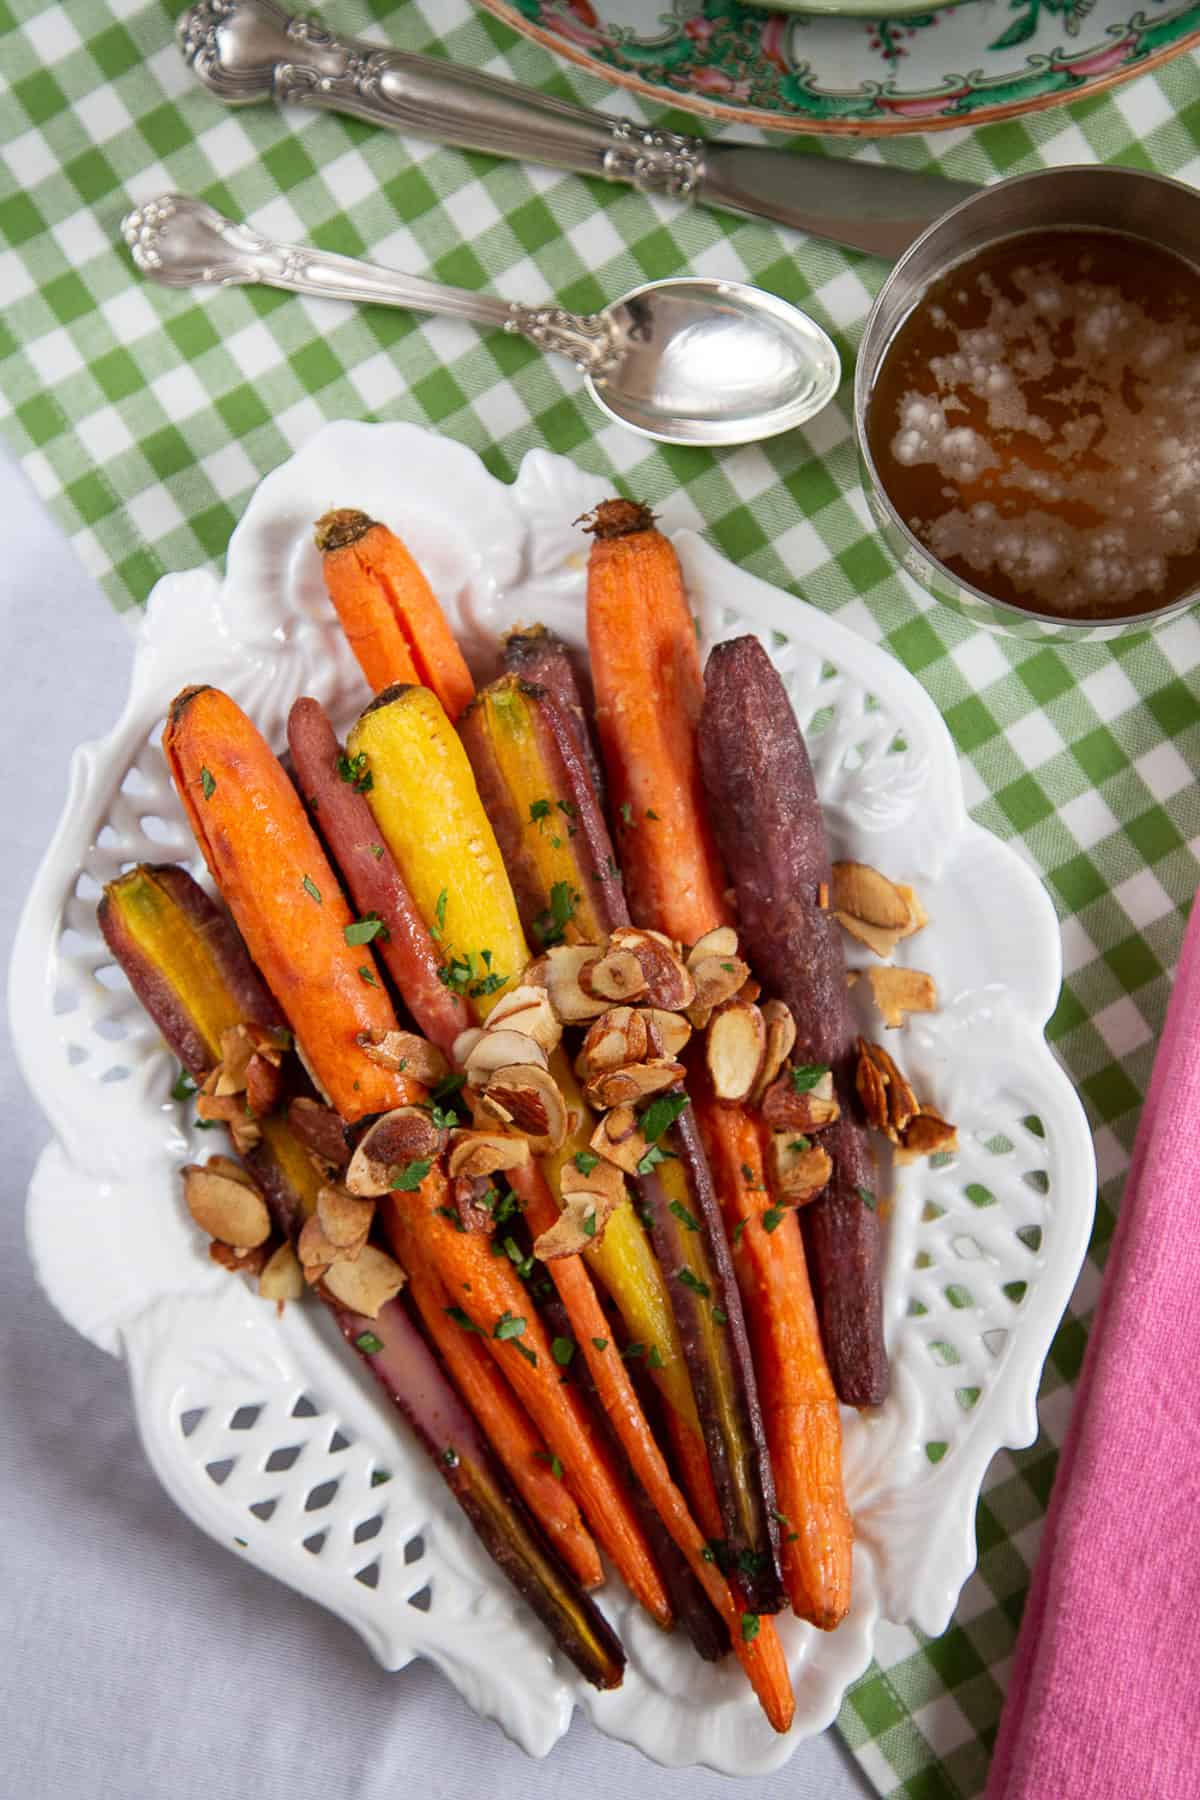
474, 0, 1200, 133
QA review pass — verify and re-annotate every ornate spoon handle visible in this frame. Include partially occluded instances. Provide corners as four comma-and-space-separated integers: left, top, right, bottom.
121, 195, 625, 377
178, 0, 706, 198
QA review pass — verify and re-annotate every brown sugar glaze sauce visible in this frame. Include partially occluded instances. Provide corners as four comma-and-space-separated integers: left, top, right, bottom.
866, 229, 1200, 620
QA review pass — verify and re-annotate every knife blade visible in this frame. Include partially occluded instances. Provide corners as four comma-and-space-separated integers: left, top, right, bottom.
178, 0, 974, 261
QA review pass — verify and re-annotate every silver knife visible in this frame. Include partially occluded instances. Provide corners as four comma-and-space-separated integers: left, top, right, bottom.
178, 0, 974, 261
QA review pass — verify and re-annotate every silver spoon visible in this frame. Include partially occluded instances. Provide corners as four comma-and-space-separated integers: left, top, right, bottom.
122, 194, 840, 448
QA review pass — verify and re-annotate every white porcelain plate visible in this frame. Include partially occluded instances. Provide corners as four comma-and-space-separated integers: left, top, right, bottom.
12, 422, 1095, 1774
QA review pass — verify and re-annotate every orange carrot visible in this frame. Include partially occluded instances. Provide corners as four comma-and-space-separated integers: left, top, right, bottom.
314, 510, 475, 720
387, 1205, 603, 1591
163, 686, 418, 1124
697, 1098, 852, 1630
382, 1170, 673, 1629
513, 1162, 795, 1733
584, 500, 728, 942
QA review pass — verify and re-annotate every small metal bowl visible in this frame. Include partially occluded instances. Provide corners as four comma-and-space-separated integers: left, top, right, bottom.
855, 166, 1200, 641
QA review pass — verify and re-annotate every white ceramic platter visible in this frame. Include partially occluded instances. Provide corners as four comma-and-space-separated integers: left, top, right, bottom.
11, 422, 1095, 1774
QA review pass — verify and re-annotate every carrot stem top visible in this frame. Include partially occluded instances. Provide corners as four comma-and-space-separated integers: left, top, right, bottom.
313, 508, 375, 553
579, 499, 657, 540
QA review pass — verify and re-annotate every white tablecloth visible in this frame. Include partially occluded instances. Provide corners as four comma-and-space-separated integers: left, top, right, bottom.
0, 443, 869, 1800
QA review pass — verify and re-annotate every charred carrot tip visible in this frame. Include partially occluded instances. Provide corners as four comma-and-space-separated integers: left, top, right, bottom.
359, 680, 419, 719
579, 498, 657, 540
313, 507, 376, 553
168, 683, 213, 725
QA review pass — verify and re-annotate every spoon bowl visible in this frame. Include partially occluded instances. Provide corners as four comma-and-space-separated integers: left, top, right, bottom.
122, 196, 840, 448
590, 277, 840, 445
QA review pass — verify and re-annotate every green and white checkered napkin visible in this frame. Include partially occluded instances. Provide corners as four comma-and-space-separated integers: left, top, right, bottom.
3, 1, 1199, 1791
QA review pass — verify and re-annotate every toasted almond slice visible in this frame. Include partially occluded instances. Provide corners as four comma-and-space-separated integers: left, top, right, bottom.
580, 947, 647, 1003
687, 926, 739, 967
287, 1097, 350, 1169
452, 1026, 485, 1066
645, 1008, 692, 1059
259, 1241, 304, 1305
896, 883, 929, 937
465, 1028, 549, 1086
245, 1052, 284, 1117
322, 1245, 406, 1317
832, 861, 911, 929
485, 984, 562, 1053
317, 1184, 376, 1248
481, 1064, 567, 1152
761, 1070, 840, 1132
183, 1162, 272, 1248
358, 1028, 450, 1086
867, 966, 938, 1029
749, 1000, 797, 1107
526, 944, 608, 1022
452, 1173, 501, 1233
214, 1024, 256, 1096
447, 1129, 531, 1181
203, 1153, 257, 1188
856, 1047, 892, 1138
606, 926, 695, 1011
345, 1106, 443, 1197
577, 1006, 648, 1077
584, 1060, 685, 1110
769, 1137, 833, 1205
835, 912, 906, 960
686, 953, 751, 1029
560, 1155, 625, 1208
896, 1109, 959, 1163
860, 1037, 919, 1136
297, 1211, 340, 1282
706, 999, 766, 1104
534, 1192, 617, 1260
210, 1239, 273, 1275
590, 1104, 648, 1175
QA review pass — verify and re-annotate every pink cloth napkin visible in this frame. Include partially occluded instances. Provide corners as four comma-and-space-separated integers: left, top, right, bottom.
986, 900, 1200, 1800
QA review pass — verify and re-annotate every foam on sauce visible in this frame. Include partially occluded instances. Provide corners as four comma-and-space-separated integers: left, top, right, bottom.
867, 230, 1200, 618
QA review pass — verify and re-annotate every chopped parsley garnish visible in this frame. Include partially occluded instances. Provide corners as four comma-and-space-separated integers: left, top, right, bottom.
621, 1342, 645, 1360
645, 808, 660, 820
701, 1546, 715, 1564
529, 798, 552, 828
668, 1199, 700, 1232
391, 1158, 432, 1191
199, 766, 216, 800
551, 1336, 576, 1367
640, 1091, 690, 1144
582, 1209, 597, 1238
358, 965, 378, 987
535, 1450, 564, 1480
761, 1205, 785, 1233
431, 1072, 467, 1103
369, 843, 384, 860
469, 971, 507, 999
532, 881, 580, 949
647, 1344, 664, 1369
591, 1337, 609, 1353
635, 1142, 674, 1176
445, 1306, 484, 1335
337, 750, 372, 793
619, 802, 635, 827
605, 855, 621, 881
789, 1136, 812, 1152
574, 1150, 600, 1175
858, 1185, 878, 1212
503, 1236, 534, 1280
731, 1218, 747, 1247
677, 1268, 710, 1298
171, 1068, 197, 1102
739, 1161, 763, 1191
345, 912, 389, 946
721, 961, 736, 972
513, 1341, 538, 1366
435, 1204, 466, 1232
712, 1306, 728, 1326
790, 1063, 830, 1093
302, 874, 321, 904
370, 1470, 390, 1486
493, 1310, 527, 1342
432, 888, 448, 941
355, 1332, 384, 1354
741, 1612, 761, 1643
556, 799, 577, 820
441, 1447, 459, 1469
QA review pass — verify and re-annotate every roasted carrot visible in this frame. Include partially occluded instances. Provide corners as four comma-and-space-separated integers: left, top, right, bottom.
697, 1097, 852, 1630
584, 500, 728, 942
515, 1161, 795, 1733
502, 624, 607, 812
382, 1170, 674, 1630
286, 696, 469, 1053
387, 1203, 603, 1590
163, 686, 418, 1124
314, 510, 475, 720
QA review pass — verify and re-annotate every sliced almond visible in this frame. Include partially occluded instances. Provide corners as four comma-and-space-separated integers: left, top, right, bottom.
526, 944, 608, 1022
258, 1241, 304, 1305
687, 926, 739, 966
605, 926, 695, 1011
203, 1153, 256, 1188
769, 1137, 833, 1205
749, 1000, 797, 1107
646, 1009, 691, 1058
321, 1244, 406, 1318
867, 966, 938, 1029
485, 984, 562, 1053
345, 1106, 443, 1197
448, 1129, 531, 1181
580, 947, 646, 1003
210, 1239, 273, 1275
835, 912, 906, 960
481, 1064, 567, 1152
297, 1212, 340, 1282
245, 1053, 283, 1117
452, 1174, 500, 1232
577, 1005, 648, 1076
738, 976, 762, 1006
534, 1191, 617, 1260
856, 1048, 891, 1138
213, 1024, 257, 1096
358, 1028, 450, 1087
317, 1184, 376, 1249
560, 1155, 625, 1208
686, 953, 751, 1028
831, 861, 911, 929
183, 1162, 271, 1248
464, 1029, 548, 1086
761, 1070, 840, 1133
590, 1104, 648, 1175
896, 883, 930, 936
452, 1026, 485, 1066
706, 1000, 766, 1105
287, 1096, 350, 1169
897, 1109, 959, 1163
857, 1037, 919, 1141
584, 1060, 685, 1110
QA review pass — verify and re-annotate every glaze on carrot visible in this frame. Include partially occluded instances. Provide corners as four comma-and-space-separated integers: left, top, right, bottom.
314, 509, 475, 720
163, 685, 417, 1123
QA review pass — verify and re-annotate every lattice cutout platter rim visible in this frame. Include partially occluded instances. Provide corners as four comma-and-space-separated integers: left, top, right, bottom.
12, 422, 1096, 1774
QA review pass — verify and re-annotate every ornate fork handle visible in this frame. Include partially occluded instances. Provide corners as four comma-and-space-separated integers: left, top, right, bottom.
178, 0, 705, 199
121, 196, 626, 378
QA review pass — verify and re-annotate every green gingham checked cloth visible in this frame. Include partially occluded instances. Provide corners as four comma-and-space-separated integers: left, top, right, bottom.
3, 2, 1200, 1793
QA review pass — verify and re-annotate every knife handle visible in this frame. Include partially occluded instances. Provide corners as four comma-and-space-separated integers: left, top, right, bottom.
178, 0, 707, 198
